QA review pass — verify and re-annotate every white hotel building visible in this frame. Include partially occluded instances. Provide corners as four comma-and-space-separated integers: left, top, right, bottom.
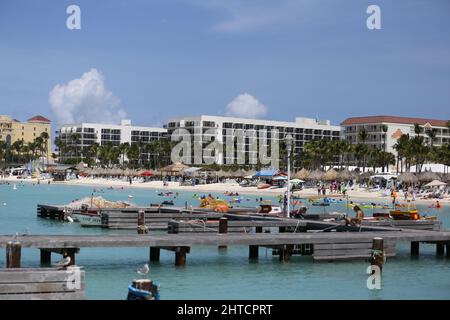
165, 115, 341, 167
57, 120, 167, 161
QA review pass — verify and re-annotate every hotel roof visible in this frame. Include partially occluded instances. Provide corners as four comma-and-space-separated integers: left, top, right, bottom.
27, 115, 51, 123
341, 115, 449, 127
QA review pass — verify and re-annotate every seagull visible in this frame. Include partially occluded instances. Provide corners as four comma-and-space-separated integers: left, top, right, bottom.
137, 264, 149, 276
13, 232, 19, 241
56, 256, 71, 268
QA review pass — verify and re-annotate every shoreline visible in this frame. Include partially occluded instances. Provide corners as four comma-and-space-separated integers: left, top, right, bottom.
2, 176, 448, 205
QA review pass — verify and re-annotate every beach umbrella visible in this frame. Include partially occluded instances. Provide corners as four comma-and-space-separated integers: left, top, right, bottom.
159, 162, 190, 173
307, 169, 324, 181
140, 170, 153, 177
76, 162, 87, 171
323, 168, 338, 181
356, 172, 372, 183
424, 180, 447, 187
294, 168, 310, 180
290, 178, 304, 184
419, 171, 440, 182
441, 173, 450, 183
398, 172, 418, 184
337, 169, 354, 181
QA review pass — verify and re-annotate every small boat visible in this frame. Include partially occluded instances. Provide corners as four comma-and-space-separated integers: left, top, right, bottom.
161, 200, 174, 206
72, 209, 102, 227
390, 209, 420, 220
127, 279, 160, 300
257, 183, 271, 189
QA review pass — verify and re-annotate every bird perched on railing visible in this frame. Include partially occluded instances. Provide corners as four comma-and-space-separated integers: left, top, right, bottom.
56, 256, 72, 270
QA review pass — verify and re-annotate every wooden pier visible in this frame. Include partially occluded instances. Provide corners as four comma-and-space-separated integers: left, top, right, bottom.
0, 268, 85, 300
1, 229, 449, 266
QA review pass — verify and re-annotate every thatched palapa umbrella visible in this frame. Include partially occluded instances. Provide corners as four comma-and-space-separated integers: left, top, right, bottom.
418, 171, 440, 182
337, 169, 354, 181
159, 162, 190, 175
398, 172, 418, 185
323, 168, 338, 181
294, 168, 310, 180
356, 172, 372, 183
307, 169, 324, 181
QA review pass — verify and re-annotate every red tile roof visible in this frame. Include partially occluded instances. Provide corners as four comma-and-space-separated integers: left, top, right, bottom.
27, 115, 51, 123
341, 115, 449, 127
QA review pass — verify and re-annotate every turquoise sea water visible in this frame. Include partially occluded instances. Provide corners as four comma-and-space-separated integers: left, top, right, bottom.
0, 182, 449, 300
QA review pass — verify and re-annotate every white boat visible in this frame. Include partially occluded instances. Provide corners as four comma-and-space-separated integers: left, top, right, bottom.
72, 211, 102, 227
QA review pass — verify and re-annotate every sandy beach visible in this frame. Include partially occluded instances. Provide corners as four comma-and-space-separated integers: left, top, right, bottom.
3, 176, 448, 205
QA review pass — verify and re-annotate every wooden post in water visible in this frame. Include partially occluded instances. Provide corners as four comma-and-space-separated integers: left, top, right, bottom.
436, 243, 445, 257
370, 237, 385, 273
175, 247, 189, 267
150, 247, 160, 262
40, 249, 51, 266
137, 210, 147, 234
279, 245, 293, 262
446, 243, 450, 259
255, 226, 263, 234
6, 241, 21, 268
249, 245, 259, 260
411, 241, 419, 257
218, 217, 228, 249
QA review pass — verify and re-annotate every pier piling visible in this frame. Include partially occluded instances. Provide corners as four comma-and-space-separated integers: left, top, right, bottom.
249, 245, 259, 260
411, 242, 419, 257
436, 243, 445, 257
446, 243, 450, 259
175, 247, 189, 267
370, 237, 385, 273
149, 247, 160, 262
218, 218, 228, 249
6, 241, 21, 268
40, 249, 51, 266
279, 245, 293, 262
137, 210, 147, 234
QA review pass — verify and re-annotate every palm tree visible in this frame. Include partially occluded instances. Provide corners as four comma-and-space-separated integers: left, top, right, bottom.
12, 140, 24, 163
426, 128, 437, 146
357, 128, 369, 172
414, 123, 422, 136
40, 132, 50, 160
118, 143, 130, 166
393, 134, 409, 173
381, 124, 388, 152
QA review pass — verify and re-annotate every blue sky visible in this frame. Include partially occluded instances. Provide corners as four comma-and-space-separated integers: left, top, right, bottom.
0, 0, 449, 130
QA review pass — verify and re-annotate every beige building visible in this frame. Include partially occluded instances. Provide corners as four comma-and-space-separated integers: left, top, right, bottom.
0, 115, 52, 159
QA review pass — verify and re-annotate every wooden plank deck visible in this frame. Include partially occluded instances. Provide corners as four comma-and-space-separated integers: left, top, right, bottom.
1, 230, 449, 249
0, 268, 85, 300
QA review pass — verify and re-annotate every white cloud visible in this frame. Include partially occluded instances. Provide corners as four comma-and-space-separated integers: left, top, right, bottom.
225, 93, 267, 118
49, 68, 126, 124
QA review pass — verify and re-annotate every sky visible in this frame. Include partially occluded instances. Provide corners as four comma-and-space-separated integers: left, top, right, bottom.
0, 0, 450, 131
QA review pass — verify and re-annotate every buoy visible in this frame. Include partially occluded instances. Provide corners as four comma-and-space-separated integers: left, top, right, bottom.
67, 216, 74, 223
13, 184, 17, 190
